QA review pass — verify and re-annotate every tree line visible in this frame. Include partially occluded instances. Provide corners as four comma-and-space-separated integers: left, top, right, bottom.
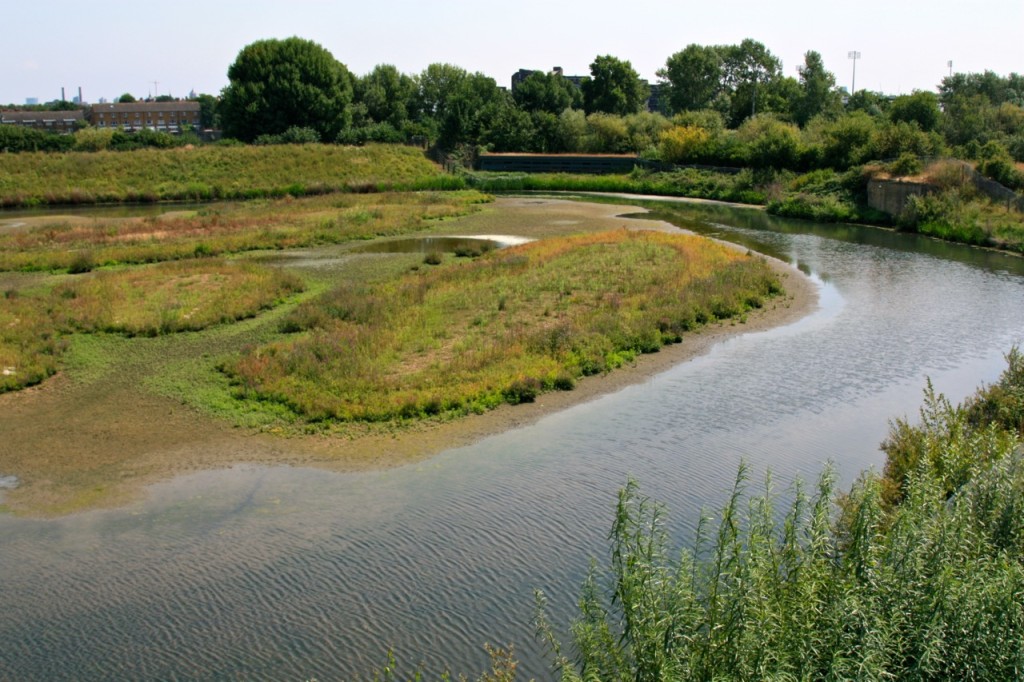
209, 37, 1022, 183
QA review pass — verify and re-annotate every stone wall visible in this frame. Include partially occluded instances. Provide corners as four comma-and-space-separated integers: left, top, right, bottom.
866, 179, 935, 217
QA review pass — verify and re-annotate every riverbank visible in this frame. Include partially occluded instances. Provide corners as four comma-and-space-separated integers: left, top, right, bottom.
0, 197, 817, 516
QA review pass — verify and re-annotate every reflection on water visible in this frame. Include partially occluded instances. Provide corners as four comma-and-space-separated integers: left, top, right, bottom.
1, 202, 1023, 680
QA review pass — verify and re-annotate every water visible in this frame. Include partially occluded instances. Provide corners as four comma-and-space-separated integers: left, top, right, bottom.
2, 201, 1023, 680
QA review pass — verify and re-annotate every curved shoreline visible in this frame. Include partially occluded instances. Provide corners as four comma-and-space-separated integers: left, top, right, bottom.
0, 197, 819, 516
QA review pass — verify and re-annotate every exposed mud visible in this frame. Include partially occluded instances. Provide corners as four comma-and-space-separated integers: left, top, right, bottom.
0, 197, 817, 516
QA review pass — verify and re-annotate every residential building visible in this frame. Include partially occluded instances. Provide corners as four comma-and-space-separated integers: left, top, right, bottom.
89, 101, 200, 133
0, 109, 84, 133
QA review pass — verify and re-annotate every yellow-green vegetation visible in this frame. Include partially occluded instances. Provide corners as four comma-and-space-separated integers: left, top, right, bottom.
0, 143, 449, 208
54, 260, 304, 336
225, 230, 781, 422
0, 290, 65, 392
0, 190, 489, 271
0, 259, 302, 392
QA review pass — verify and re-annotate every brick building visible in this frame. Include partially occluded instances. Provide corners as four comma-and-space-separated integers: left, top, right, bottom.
0, 109, 84, 133
89, 101, 200, 133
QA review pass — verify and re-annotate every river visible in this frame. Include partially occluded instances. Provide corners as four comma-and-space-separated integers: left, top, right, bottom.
1, 199, 1023, 680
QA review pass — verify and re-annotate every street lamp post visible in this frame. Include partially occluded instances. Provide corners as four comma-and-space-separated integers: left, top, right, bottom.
848, 51, 861, 95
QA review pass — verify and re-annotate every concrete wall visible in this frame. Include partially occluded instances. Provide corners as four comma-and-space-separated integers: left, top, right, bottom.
867, 179, 935, 217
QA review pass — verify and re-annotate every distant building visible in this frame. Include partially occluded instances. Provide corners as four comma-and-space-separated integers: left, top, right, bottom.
0, 109, 84, 133
89, 101, 200, 133
24, 97, 39, 105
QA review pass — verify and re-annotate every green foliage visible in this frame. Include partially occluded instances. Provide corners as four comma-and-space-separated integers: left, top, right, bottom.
254, 126, 322, 146
512, 71, 583, 115
889, 90, 942, 132
219, 37, 353, 143
888, 152, 923, 177
735, 115, 802, 169
0, 124, 76, 153
582, 55, 650, 116
540, 353, 1024, 680
658, 44, 727, 113
792, 50, 842, 126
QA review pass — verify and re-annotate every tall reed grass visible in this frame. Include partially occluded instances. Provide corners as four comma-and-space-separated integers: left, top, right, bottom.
537, 350, 1024, 681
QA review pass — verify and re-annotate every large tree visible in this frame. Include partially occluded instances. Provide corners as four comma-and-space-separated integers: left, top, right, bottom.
791, 51, 841, 126
512, 70, 582, 115
581, 55, 649, 116
354, 64, 416, 129
219, 37, 353, 142
721, 39, 784, 126
658, 44, 725, 113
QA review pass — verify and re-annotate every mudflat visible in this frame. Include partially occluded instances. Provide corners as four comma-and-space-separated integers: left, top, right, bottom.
0, 197, 817, 516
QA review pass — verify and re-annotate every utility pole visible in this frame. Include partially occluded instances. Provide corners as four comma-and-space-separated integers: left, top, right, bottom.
848, 51, 861, 95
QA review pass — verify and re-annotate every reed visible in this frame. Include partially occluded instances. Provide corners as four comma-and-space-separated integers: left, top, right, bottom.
537, 350, 1024, 681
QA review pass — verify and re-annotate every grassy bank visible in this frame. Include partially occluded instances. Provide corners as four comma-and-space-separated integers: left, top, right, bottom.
0, 190, 489, 272
0, 143, 455, 207
225, 230, 781, 423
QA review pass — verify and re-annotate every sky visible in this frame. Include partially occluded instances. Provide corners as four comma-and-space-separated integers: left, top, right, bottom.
4, 0, 1021, 105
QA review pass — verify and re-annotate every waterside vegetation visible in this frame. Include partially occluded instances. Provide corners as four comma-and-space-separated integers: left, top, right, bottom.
225, 230, 781, 422
538, 349, 1024, 681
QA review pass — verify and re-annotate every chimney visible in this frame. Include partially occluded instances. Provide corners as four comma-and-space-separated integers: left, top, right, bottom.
79, 87, 83, 104
61, 87, 66, 101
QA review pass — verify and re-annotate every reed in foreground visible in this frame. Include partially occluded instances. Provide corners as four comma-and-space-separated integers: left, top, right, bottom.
537, 350, 1024, 681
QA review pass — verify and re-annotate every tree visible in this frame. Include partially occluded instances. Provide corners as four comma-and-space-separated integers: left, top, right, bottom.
117, 93, 136, 103
792, 51, 841, 127
889, 90, 941, 132
512, 71, 582, 115
193, 93, 219, 129
721, 39, 784, 126
581, 55, 650, 116
355, 64, 416, 129
658, 44, 726, 114
219, 37, 353, 142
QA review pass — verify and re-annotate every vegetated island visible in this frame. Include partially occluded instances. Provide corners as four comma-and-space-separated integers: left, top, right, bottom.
0, 194, 815, 517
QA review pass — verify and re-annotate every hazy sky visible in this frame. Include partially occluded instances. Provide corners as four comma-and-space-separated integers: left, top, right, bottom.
4, 0, 1021, 105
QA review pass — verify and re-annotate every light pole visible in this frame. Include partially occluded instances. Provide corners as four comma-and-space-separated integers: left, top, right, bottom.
848, 51, 861, 96
947, 60, 953, 78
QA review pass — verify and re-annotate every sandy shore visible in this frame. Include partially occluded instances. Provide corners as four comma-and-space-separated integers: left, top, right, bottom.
0, 197, 818, 515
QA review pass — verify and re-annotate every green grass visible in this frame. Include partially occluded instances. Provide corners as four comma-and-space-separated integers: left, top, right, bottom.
54, 259, 305, 336
0, 190, 490, 272
463, 167, 766, 204
0, 143, 446, 207
224, 230, 782, 423
0, 289, 65, 392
